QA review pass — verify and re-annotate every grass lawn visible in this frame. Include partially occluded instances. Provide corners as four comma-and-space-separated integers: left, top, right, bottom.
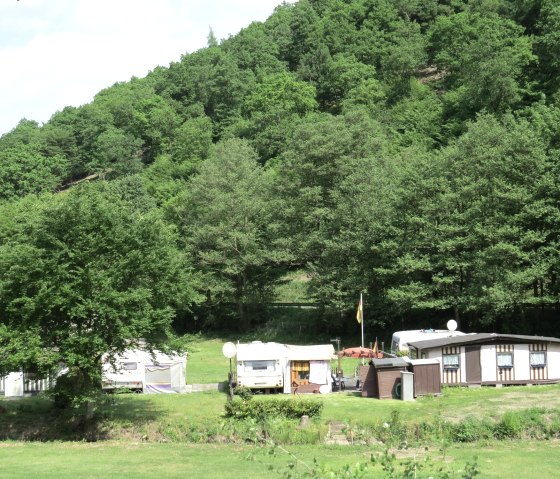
1, 440, 560, 478
4, 377, 560, 442
185, 336, 232, 384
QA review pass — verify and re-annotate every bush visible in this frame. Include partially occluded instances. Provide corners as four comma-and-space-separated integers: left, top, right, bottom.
223, 397, 323, 420
494, 411, 523, 439
450, 416, 493, 443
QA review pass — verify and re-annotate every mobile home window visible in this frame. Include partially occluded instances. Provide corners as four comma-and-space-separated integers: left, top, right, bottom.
496, 352, 513, 368
443, 354, 459, 369
530, 351, 546, 368
122, 362, 138, 371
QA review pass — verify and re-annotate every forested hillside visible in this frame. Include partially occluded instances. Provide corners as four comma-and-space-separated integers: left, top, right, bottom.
1, 0, 560, 351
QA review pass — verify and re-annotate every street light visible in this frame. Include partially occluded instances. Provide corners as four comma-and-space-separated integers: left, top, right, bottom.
222, 342, 237, 401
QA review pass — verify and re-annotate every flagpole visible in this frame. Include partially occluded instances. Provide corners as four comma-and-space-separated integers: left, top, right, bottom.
360, 293, 364, 349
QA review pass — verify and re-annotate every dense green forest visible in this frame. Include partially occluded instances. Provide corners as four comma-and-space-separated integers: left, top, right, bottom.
1, 0, 560, 391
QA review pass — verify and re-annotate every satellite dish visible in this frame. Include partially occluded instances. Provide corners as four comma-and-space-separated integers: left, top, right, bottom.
222, 342, 237, 359
447, 319, 457, 332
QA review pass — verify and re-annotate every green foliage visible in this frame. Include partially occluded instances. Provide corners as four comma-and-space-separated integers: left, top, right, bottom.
223, 397, 323, 421
0, 184, 201, 409
1, 0, 560, 338
0, 145, 69, 200
167, 138, 290, 328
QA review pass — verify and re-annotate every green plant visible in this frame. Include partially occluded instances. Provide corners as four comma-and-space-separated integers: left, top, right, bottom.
450, 416, 493, 443
494, 411, 524, 439
223, 397, 323, 421
233, 386, 253, 400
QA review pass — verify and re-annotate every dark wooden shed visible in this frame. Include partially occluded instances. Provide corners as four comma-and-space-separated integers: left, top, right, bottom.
362, 358, 408, 399
408, 359, 441, 397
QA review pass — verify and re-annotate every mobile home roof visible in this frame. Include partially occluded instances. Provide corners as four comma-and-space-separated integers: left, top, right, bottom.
407, 333, 560, 350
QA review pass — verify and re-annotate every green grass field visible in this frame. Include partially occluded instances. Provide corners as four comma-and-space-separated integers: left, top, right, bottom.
1, 440, 560, 478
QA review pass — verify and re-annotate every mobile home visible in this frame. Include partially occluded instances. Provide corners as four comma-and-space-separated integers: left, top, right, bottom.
407, 333, 560, 386
1, 370, 53, 397
235, 341, 286, 392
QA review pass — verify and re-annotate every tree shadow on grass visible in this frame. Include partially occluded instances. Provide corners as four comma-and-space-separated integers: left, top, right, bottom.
0, 393, 164, 442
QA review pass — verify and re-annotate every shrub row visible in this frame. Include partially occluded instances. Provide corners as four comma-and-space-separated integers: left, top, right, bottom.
367, 408, 560, 446
223, 397, 323, 420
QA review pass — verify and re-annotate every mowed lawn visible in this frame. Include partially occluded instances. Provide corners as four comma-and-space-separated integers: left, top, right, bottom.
1, 440, 560, 478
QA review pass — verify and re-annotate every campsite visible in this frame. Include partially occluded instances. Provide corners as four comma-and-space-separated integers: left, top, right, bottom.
2, 337, 560, 478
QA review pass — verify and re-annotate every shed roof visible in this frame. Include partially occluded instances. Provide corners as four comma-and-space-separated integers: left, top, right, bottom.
370, 357, 408, 369
408, 333, 560, 350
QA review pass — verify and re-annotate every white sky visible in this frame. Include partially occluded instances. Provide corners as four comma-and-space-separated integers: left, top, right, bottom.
0, 0, 293, 135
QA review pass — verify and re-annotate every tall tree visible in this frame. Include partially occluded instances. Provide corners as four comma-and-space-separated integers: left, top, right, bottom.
167, 138, 289, 328
0, 185, 200, 410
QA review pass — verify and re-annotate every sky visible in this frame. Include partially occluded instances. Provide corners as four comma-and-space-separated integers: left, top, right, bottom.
0, 0, 294, 135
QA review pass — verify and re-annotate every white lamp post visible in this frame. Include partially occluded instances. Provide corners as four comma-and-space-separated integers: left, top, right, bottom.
222, 342, 237, 400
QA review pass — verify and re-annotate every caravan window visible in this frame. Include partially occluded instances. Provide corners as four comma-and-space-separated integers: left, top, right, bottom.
122, 362, 138, 371
292, 361, 310, 381
244, 360, 276, 372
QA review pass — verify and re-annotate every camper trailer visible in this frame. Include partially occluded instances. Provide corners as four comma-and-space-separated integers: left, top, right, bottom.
235, 341, 286, 392
234, 341, 335, 394
391, 329, 466, 354
102, 349, 187, 394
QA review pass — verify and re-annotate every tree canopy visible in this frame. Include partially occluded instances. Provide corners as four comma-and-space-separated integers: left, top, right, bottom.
2, 0, 560, 403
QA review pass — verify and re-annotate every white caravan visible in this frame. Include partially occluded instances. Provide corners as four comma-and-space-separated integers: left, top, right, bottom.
102, 349, 187, 394
391, 328, 466, 354
234, 341, 335, 393
235, 341, 286, 391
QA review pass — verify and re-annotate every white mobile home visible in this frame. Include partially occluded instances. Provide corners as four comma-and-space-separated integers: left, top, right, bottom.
102, 349, 187, 394
1, 370, 52, 397
234, 341, 335, 394
391, 329, 467, 354
407, 333, 560, 386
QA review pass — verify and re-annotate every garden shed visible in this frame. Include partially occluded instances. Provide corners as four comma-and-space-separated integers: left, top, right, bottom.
362, 357, 408, 399
407, 359, 441, 396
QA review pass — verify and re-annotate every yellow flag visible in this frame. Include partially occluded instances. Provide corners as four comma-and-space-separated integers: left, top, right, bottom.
356, 296, 363, 324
